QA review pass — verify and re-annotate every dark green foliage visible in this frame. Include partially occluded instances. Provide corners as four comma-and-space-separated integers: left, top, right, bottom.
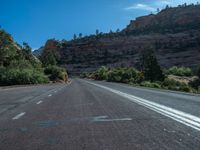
95, 66, 109, 80
22, 42, 32, 55
0, 30, 17, 67
165, 66, 192, 76
0, 29, 56, 86
0, 29, 68, 86
189, 78, 200, 89
0, 67, 49, 86
84, 65, 199, 93
44, 66, 68, 82
162, 78, 191, 92
162, 78, 185, 87
140, 81, 161, 88
140, 48, 164, 82
40, 43, 60, 67
41, 52, 57, 66
198, 67, 200, 78
84, 67, 144, 84
80, 72, 89, 78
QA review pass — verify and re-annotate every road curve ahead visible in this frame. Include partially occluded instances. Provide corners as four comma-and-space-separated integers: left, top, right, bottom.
0, 79, 200, 150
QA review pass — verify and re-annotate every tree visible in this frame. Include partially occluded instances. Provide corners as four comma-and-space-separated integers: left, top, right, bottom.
42, 52, 57, 66
165, 5, 169, 9
116, 29, 120, 33
96, 29, 99, 36
139, 48, 164, 81
22, 42, 32, 55
79, 33, 82, 38
0, 30, 17, 67
73, 34, 77, 40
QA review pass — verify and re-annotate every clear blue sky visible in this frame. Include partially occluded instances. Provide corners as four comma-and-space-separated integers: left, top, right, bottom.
1, 0, 199, 49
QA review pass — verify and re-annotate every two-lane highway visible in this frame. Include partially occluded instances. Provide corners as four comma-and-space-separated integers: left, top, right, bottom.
0, 79, 200, 150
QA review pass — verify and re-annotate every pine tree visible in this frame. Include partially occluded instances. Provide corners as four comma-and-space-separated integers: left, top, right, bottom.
140, 48, 164, 81
96, 29, 99, 35
79, 33, 82, 38
73, 34, 77, 40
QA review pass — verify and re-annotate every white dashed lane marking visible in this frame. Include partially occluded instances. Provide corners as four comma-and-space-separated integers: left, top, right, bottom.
36, 101, 43, 105
12, 112, 26, 120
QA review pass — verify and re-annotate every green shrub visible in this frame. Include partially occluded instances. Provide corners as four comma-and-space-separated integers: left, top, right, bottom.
189, 78, 200, 89
179, 85, 191, 92
140, 81, 161, 88
198, 67, 200, 78
198, 87, 200, 93
80, 72, 89, 78
44, 66, 68, 81
165, 66, 192, 76
162, 78, 192, 92
85, 67, 144, 84
96, 66, 109, 80
0, 68, 49, 86
162, 78, 185, 87
107, 69, 122, 82
106, 67, 143, 83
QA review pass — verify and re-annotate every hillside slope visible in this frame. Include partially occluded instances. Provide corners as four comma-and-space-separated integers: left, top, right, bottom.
36, 4, 200, 75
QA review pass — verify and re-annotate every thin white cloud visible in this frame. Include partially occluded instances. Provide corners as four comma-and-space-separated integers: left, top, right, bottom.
124, 0, 200, 12
125, 3, 156, 11
155, 0, 172, 6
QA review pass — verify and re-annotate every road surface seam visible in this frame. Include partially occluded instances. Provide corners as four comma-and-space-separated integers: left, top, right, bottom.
85, 80, 200, 131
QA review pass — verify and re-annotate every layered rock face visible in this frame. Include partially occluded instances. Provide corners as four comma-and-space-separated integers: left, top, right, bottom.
38, 5, 200, 75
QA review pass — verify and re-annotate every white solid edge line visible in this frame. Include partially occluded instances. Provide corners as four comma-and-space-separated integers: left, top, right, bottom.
85, 81, 200, 131
12, 112, 26, 120
36, 100, 43, 104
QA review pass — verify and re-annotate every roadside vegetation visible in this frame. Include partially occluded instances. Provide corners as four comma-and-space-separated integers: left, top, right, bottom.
81, 49, 200, 94
0, 29, 68, 86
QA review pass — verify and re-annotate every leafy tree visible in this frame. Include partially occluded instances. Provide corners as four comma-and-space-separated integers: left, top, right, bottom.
140, 48, 164, 81
0, 28, 68, 85
41, 52, 57, 66
22, 42, 32, 55
0, 29, 17, 67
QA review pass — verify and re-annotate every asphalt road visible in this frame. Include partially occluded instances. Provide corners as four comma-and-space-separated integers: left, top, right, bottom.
0, 79, 200, 150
